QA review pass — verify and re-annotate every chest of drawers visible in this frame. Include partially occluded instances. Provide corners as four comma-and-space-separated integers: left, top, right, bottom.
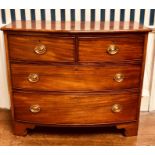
1, 21, 150, 136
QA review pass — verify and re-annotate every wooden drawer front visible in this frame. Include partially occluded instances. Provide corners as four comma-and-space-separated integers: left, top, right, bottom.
8, 35, 74, 62
13, 91, 139, 124
79, 35, 144, 62
11, 64, 141, 91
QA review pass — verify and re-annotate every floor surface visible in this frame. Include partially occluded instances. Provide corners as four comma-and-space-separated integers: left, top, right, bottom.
0, 109, 155, 146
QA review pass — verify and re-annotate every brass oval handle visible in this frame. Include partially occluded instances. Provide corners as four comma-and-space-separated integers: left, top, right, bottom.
28, 73, 39, 83
30, 104, 41, 113
34, 44, 47, 55
112, 104, 122, 113
114, 73, 124, 82
107, 44, 119, 55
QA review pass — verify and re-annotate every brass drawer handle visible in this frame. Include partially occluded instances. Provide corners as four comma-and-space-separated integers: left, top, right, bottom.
112, 104, 122, 113
30, 104, 41, 113
114, 73, 124, 82
28, 73, 39, 83
107, 44, 119, 55
34, 44, 47, 55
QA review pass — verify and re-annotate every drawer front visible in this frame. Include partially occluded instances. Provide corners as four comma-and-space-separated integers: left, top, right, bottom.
11, 64, 141, 91
79, 35, 144, 62
8, 35, 74, 62
13, 91, 139, 124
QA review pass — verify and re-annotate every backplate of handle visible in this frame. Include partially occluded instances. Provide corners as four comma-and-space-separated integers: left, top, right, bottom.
114, 73, 124, 82
28, 73, 39, 83
34, 44, 47, 55
30, 104, 41, 113
107, 44, 119, 55
111, 104, 122, 113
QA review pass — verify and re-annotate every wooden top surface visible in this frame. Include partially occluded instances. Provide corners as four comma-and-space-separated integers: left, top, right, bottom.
0, 20, 151, 33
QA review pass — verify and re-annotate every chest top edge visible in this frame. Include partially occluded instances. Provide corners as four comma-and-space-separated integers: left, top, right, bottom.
0, 21, 152, 33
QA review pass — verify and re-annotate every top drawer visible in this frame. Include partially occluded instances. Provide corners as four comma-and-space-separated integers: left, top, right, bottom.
8, 35, 74, 62
79, 34, 144, 63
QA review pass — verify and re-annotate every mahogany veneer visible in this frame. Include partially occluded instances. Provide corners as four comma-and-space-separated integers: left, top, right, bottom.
11, 64, 141, 91
8, 35, 74, 62
1, 21, 151, 136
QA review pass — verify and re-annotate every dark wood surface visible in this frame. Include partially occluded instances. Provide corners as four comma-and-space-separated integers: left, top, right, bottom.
79, 34, 144, 62
11, 64, 141, 91
1, 21, 150, 136
0, 21, 151, 33
13, 91, 139, 125
8, 34, 74, 62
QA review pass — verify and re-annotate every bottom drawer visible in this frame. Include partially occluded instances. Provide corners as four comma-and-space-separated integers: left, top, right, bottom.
13, 91, 139, 125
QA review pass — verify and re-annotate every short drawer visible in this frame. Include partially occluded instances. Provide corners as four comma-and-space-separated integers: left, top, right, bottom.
79, 34, 144, 62
8, 35, 74, 62
13, 91, 139, 125
11, 64, 141, 91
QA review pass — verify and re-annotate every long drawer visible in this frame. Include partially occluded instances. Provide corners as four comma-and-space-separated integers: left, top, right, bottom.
13, 91, 139, 125
8, 35, 74, 62
11, 64, 141, 91
79, 34, 144, 62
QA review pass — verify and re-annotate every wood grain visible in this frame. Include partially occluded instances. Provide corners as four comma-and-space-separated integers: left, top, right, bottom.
117, 122, 138, 136
11, 64, 141, 91
79, 34, 144, 62
8, 35, 74, 62
3, 32, 15, 121
13, 121, 35, 136
13, 91, 139, 125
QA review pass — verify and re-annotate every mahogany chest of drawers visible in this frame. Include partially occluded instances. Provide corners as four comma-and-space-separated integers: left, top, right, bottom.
1, 21, 150, 136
